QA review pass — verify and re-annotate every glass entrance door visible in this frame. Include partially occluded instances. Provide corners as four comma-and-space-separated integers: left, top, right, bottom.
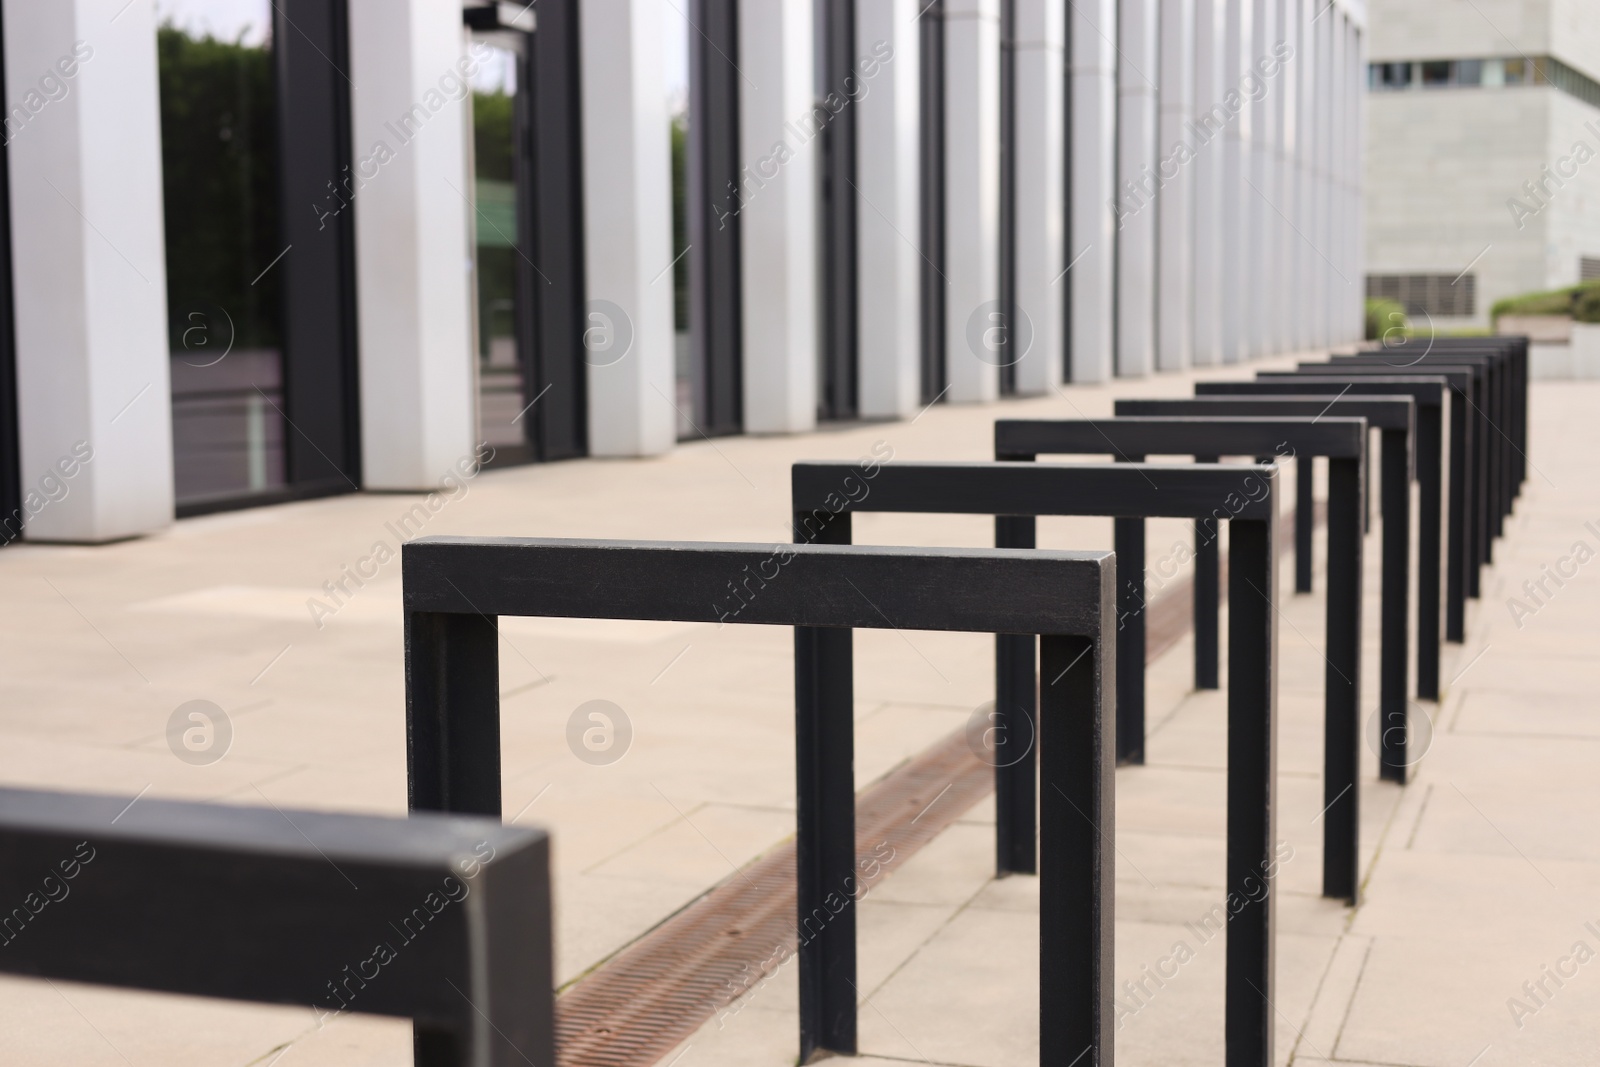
469, 36, 533, 461
157, 0, 288, 505
466, 2, 588, 465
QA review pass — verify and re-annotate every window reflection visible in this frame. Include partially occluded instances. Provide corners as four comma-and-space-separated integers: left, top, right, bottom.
665, 5, 692, 439
1374, 62, 1412, 90
157, 0, 287, 505
470, 43, 528, 454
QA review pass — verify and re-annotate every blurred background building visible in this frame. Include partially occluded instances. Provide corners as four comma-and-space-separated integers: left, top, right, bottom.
1365, 0, 1600, 331
0, 0, 1367, 544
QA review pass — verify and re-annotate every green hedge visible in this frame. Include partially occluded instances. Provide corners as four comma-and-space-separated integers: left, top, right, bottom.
1574, 286, 1600, 324
671, 117, 688, 332
157, 25, 280, 351
1491, 279, 1600, 322
1365, 298, 1408, 341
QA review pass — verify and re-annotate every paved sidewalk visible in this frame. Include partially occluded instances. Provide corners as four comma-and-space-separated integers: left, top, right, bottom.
3, 354, 1576, 1067
660, 457, 1391, 1067
662, 379, 1599, 1067
1307, 379, 1600, 1067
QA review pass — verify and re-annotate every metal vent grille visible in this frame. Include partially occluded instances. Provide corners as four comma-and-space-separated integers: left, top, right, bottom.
1366, 273, 1476, 318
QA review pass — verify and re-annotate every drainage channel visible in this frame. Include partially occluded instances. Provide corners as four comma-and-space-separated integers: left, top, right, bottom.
555, 502, 1311, 1066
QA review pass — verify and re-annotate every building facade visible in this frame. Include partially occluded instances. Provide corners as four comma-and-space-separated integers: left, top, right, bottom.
0, 0, 1364, 544
1366, 0, 1600, 329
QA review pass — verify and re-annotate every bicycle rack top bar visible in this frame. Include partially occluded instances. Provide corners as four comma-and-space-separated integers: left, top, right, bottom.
1121, 393, 1415, 431
791, 460, 1277, 520
403, 536, 1111, 636
0, 787, 552, 1067
1186, 385, 1421, 481
994, 416, 1366, 459
403, 536, 1119, 1066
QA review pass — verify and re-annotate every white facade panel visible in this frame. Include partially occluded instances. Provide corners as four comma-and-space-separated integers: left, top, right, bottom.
738, 0, 817, 433
1246, 0, 1275, 358
1012, 0, 1065, 393
1156, 0, 1195, 372
347, 0, 477, 490
1116, 0, 1158, 377
944, 0, 1002, 401
1369, 0, 1540, 63
1192, 0, 1226, 365
1346, 16, 1366, 341
1268, 0, 1291, 354
4, 0, 173, 542
1310, 1, 1330, 347
580, 0, 676, 456
855, 0, 922, 419
1221, 0, 1252, 362
1068, 0, 1117, 382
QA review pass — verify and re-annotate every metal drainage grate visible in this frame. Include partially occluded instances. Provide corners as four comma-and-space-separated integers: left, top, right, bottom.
554, 498, 1313, 1066
554, 726, 990, 1067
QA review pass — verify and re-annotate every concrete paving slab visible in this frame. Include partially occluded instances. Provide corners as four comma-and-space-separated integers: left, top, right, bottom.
10, 356, 1589, 1067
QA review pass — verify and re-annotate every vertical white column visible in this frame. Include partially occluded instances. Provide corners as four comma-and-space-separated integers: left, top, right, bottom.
347, 0, 475, 489
1298, 0, 1317, 351
1289, 0, 1310, 352
856, 0, 921, 418
1270, 0, 1292, 355
1012, 0, 1065, 393
4, 0, 173, 541
1349, 18, 1366, 342
1275, 0, 1290, 353
1155, 0, 1194, 372
1191, 0, 1225, 365
1221, 0, 1252, 362
1115, 0, 1157, 377
1246, 0, 1274, 358
1330, 14, 1345, 342
1324, 11, 1344, 344
1068, 0, 1117, 382
738, 0, 816, 433
1344, 16, 1357, 342
1309, 1, 1329, 348
944, 0, 1001, 401
580, 0, 676, 456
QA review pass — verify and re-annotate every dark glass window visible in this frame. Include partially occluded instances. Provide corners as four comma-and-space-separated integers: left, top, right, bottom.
1375, 62, 1412, 89
0, 7, 19, 544
470, 44, 528, 456
464, 3, 587, 465
157, 1, 287, 505
685, 0, 743, 438
666, 9, 692, 438
1368, 56, 1600, 107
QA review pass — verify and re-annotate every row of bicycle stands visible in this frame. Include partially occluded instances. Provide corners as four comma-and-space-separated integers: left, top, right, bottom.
0, 336, 1528, 1067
